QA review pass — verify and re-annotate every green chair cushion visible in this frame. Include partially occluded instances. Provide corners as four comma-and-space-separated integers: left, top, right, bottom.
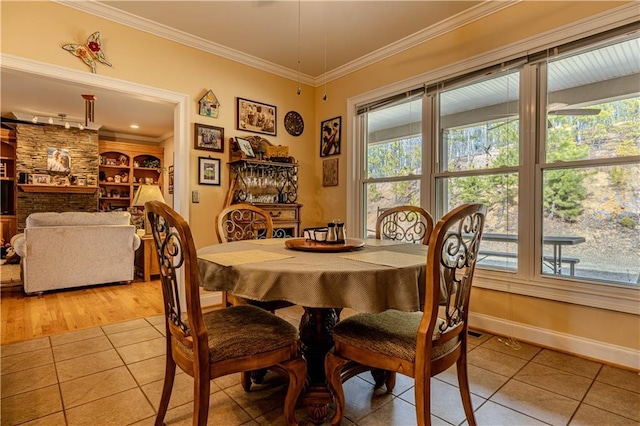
332, 309, 456, 362
178, 305, 299, 363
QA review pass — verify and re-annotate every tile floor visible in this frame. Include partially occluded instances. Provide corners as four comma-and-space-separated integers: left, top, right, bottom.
1, 305, 639, 426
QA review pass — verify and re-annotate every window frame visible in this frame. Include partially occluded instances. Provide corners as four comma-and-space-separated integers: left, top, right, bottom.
348, 18, 640, 315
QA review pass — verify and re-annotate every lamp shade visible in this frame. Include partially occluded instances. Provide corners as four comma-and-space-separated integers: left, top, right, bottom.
132, 184, 165, 207
132, 185, 165, 236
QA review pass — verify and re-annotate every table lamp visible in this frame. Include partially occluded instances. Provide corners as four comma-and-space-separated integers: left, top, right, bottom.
132, 184, 165, 235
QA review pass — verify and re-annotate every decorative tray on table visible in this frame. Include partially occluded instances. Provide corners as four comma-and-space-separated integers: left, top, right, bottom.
284, 238, 365, 253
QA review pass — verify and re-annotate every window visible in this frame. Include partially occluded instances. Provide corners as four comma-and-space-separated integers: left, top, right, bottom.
355, 25, 640, 300
436, 69, 520, 272
360, 93, 423, 237
540, 38, 640, 284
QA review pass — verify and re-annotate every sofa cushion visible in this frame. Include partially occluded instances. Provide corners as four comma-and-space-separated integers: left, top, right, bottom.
26, 212, 131, 227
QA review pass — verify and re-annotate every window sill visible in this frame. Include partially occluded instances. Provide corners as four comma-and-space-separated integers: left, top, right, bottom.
473, 269, 640, 315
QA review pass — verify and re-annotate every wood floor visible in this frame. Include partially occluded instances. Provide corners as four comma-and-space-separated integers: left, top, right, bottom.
0, 280, 164, 345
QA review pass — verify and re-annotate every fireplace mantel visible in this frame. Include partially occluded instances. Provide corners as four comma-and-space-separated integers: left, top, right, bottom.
18, 185, 98, 194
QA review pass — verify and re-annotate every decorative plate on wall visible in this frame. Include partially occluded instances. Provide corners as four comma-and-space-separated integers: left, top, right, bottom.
284, 111, 304, 136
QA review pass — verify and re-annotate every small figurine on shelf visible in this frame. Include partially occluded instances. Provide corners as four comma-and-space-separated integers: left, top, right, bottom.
120, 171, 129, 183
133, 160, 140, 168
111, 189, 119, 198
118, 154, 128, 166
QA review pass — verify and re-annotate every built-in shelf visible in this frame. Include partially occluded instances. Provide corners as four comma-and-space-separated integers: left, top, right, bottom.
18, 184, 98, 194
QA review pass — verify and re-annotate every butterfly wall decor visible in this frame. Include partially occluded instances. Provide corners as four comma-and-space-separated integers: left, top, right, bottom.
62, 31, 112, 73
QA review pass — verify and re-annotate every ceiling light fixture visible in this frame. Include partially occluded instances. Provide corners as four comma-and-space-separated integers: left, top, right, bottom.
321, 2, 328, 101
11, 112, 97, 131
322, 30, 328, 101
82, 94, 97, 125
59, 114, 71, 129
130, 124, 139, 129
296, 0, 301, 95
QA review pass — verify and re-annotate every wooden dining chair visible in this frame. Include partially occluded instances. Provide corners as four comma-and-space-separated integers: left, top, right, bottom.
146, 201, 306, 426
215, 203, 274, 243
375, 205, 434, 245
325, 203, 486, 426
215, 203, 293, 312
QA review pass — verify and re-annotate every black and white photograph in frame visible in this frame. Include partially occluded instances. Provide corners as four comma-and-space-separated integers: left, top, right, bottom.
198, 157, 221, 186
320, 116, 341, 157
237, 97, 277, 136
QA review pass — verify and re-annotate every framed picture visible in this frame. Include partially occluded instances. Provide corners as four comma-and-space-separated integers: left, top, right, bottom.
198, 157, 221, 186
76, 176, 87, 186
86, 174, 97, 186
236, 137, 255, 158
322, 158, 339, 186
31, 174, 50, 185
237, 97, 277, 136
320, 116, 342, 157
47, 147, 71, 174
168, 165, 174, 194
194, 123, 224, 152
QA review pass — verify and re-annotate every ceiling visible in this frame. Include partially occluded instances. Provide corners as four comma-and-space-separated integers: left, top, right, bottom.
1, 1, 500, 139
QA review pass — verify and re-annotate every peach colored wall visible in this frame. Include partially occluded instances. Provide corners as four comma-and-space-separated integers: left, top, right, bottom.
1, 1, 319, 248
2, 1, 637, 355
470, 288, 639, 351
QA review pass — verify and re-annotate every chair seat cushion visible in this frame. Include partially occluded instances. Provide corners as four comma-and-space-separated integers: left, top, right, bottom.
201, 305, 298, 363
332, 309, 456, 362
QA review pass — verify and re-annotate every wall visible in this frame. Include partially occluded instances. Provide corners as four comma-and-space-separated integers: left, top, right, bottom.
1, 1, 637, 366
0, 1, 320, 248
15, 124, 99, 228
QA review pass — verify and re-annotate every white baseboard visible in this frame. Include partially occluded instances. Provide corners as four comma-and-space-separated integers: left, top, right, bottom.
469, 313, 640, 371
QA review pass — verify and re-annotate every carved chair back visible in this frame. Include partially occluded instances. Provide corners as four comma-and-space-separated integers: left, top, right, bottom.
419, 203, 485, 371
216, 203, 274, 243
145, 200, 207, 364
375, 205, 434, 245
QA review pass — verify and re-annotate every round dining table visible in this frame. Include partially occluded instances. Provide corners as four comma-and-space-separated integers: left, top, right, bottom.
197, 238, 427, 424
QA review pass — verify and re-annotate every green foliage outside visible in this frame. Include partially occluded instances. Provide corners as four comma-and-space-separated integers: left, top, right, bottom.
365, 98, 639, 225
366, 137, 421, 206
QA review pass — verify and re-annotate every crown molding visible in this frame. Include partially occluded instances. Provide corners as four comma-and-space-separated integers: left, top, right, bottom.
97, 130, 174, 144
56, 0, 518, 87
56, 0, 316, 86
316, 1, 520, 85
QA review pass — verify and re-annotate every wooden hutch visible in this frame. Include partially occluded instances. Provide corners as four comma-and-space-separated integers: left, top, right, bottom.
226, 136, 301, 237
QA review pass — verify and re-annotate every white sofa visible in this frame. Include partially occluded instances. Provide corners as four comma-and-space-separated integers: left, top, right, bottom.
12, 212, 141, 295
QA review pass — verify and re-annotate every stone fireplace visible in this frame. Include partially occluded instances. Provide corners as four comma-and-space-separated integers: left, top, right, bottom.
15, 124, 100, 230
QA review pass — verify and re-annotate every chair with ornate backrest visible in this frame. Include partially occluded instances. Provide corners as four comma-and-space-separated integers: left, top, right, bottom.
216, 203, 274, 243
215, 203, 293, 312
375, 205, 434, 245
325, 203, 486, 426
146, 201, 306, 426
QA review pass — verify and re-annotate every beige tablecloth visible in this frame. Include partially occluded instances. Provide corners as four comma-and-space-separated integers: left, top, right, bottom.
197, 239, 427, 313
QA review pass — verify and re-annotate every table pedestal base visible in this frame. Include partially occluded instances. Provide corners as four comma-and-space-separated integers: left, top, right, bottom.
299, 307, 340, 424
